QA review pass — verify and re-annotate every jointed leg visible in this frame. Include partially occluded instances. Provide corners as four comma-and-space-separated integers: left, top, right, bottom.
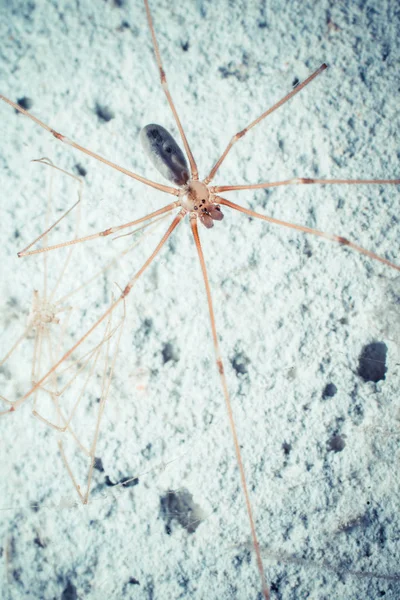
31, 324, 45, 418
31, 322, 42, 389
83, 296, 126, 502
59, 295, 126, 504
32, 319, 120, 432
0, 162, 80, 411
0, 323, 33, 368
217, 196, 399, 271
34, 159, 84, 302
205, 64, 327, 184
19, 197, 81, 257
190, 216, 269, 600
0, 322, 34, 413
18, 158, 83, 259
42, 160, 54, 302
55, 212, 172, 305
31, 326, 65, 426
28, 208, 164, 425
212, 176, 400, 194
0, 95, 179, 196
0, 397, 15, 416
9, 210, 185, 412
144, 0, 198, 179
18, 201, 179, 257
57, 308, 115, 499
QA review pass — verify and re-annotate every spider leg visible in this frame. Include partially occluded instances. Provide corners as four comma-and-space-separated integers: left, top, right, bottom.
10, 211, 185, 412
144, 0, 199, 179
190, 215, 270, 600
18, 202, 179, 257
0, 94, 179, 195
213, 177, 400, 193
217, 196, 399, 271
205, 64, 327, 184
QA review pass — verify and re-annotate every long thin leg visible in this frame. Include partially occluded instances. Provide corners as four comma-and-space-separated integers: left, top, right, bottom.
0, 95, 179, 196
83, 294, 126, 503
0, 398, 15, 415
55, 214, 169, 305
33, 159, 84, 303
61, 318, 124, 456
0, 323, 33, 366
32, 327, 64, 425
54, 214, 170, 305
31, 325, 43, 415
44, 327, 65, 428
0, 162, 81, 411
18, 158, 83, 258
32, 321, 120, 431
111, 211, 171, 241
217, 196, 399, 271
20, 198, 81, 257
59, 294, 126, 504
9, 210, 185, 412
205, 64, 327, 184
0, 295, 35, 410
190, 216, 269, 600
212, 176, 400, 193
143, 0, 198, 179
27, 209, 164, 424
42, 159, 53, 303
18, 201, 179, 257
58, 304, 115, 500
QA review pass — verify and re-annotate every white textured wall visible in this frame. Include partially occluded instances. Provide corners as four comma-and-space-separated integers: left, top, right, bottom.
0, 1, 399, 599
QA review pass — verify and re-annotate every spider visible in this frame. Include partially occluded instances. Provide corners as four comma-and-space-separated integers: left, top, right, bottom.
0, 1, 399, 598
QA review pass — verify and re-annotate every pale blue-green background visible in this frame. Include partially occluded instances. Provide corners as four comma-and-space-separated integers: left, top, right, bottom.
0, 1, 399, 599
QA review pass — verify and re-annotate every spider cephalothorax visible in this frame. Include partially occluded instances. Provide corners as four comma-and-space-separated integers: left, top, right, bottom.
180, 180, 224, 228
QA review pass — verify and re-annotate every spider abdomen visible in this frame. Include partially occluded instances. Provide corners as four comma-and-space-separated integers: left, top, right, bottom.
140, 123, 190, 186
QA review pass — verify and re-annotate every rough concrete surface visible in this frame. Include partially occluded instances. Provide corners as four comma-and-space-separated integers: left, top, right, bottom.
0, 0, 399, 599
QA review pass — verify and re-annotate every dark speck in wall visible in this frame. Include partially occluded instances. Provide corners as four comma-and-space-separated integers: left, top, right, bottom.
16, 97, 33, 112
75, 163, 87, 177
95, 103, 115, 123
322, 382, 337, 399
357, 342, 387, 383
61, 581, 78, 600
327, 434, 346, 452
